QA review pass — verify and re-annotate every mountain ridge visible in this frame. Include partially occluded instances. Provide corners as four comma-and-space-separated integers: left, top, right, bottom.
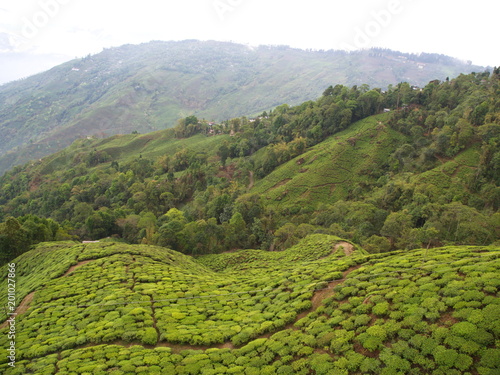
0, 39, 486, 175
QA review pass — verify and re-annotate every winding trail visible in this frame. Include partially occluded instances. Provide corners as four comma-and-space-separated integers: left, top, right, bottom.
0, 291, 35, 329
287, 263, 362, 327
62, 260, 93, 277
49, 261, 364, 354
3, 243, 364, 357
1, 257, 94, 328
247, 171, 254, 190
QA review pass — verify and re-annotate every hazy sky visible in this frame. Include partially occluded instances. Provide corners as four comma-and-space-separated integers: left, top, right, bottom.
0, 0, 498, 83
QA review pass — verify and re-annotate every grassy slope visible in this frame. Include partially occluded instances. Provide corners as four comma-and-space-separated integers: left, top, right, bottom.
251, 114, 406, 208
250, 114, 486, 214
27, 131, 230, 178
0, 238, 498, 374
5, 112, 487, 224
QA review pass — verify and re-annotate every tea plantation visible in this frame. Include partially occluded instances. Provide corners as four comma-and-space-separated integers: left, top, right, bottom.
0, 236, 499, 374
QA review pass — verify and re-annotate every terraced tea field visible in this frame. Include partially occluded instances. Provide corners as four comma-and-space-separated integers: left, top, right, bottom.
0, 236, 499, 374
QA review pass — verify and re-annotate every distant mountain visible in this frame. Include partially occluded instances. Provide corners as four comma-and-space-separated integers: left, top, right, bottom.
0, 40, 485, 175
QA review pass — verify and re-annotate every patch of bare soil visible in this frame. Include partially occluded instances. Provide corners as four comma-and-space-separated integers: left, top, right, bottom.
354, 341, 380, 358
438, 311, 459, 326
334, 241, 355, 256
216, 164, 236, 180
247, 171, 254, 190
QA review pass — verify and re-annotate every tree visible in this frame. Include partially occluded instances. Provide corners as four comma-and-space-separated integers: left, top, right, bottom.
138, 212, 157, 244
427, 202, 495, 245
84, 208, 118, 240
380, 210, 413, 249
156, 208, 188, 250
359, 90, 383, 117
227, 212, 247, 249
116, 214, 141, 243
217, 143, 230, 166
0, 217, 29, 263
272, 223, 298, 251
362, 235, 391, 253
406, 226, 439, 250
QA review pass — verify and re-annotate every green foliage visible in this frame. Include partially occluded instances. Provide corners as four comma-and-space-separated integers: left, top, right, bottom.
2, 43, 478, 176
1, 73, 499, 258
0, 242, 498, 374
0, 71, 499, 375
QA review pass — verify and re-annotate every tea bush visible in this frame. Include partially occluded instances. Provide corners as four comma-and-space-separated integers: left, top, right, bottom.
0, 241, 498, 374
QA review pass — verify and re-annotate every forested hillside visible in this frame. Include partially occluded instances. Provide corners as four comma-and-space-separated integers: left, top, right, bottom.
0, 40, 484, 175
0, 71, 498, 264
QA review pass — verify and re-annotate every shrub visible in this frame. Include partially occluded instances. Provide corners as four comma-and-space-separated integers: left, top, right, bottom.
481, 304, 500, 334
366, 325, 388, 340
354, 314, 372, 327
397, 328, 415, 340
141, 328, 158, 345
372, 301, 390, 316
431, 326, 449, 342
353, 303, 372, 314
479, 349, 500, 369
379, 349, 411, 373
309, 353, 335, 375
454, 353, 473, 371
359, 334, 384, 352
329, 329, 355, 354
420, 337, 438, 356
359, 357, 382, 373
451, 321, 477, 338
276, 365, 294, 374
470, 328, 494, 346
345, 350, 365, 371
143, 354, 160, 365
461, 290, 485, 301
433, 345, 458, 368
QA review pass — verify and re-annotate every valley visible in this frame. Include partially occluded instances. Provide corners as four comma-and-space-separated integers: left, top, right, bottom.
0, 44, 498, 374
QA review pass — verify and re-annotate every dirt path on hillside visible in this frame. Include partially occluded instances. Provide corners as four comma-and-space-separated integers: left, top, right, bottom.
1, 259, 94, 328
62, 260, 93, 277
319, 241, 355, 260
289, 263, 362, 325
0, 291, 35, 329
60, 262, 364, 355
248, 171, 254, 190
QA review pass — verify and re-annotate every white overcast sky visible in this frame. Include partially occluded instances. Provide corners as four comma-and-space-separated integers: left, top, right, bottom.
0, 0, 498, 82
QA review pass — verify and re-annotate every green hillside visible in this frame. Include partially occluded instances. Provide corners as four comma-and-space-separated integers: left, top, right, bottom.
0, 72, 499, 265
0, 40, 485, 175
0, 239, 498, 374
251, 113, 405, 207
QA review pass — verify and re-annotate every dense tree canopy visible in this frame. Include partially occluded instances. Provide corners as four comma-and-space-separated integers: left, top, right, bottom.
0, 71, 499, 263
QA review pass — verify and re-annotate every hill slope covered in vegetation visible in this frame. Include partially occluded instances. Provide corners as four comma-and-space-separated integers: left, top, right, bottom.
0, 239, 498, 374
0, 40, 485, 175
0, 71, 498, 264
